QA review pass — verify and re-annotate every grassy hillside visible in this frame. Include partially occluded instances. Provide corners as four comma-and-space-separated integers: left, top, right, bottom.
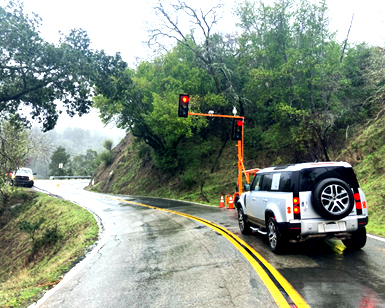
90, 120, 385, 238
0, 190, 98, 308
90, 134, 241, 204
338, 117, 385, 237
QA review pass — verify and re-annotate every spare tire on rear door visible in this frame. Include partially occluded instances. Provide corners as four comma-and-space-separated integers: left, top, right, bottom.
311, 178, 354, 220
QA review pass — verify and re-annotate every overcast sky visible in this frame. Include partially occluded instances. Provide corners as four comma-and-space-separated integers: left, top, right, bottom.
4, 0, 385, 133
19, 0, 385, 65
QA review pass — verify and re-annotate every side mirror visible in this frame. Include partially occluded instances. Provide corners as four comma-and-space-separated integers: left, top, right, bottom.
244, 184, 250, 191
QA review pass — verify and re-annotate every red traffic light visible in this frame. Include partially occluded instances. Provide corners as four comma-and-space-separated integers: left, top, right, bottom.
181, 96, 189, 103
178, 94, 190, 118
231, 119, 243, 140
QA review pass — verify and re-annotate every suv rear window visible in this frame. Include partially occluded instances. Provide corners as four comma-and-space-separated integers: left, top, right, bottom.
299, 167, 359, 191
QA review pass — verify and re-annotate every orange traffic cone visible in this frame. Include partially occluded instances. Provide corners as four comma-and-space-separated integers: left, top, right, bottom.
228, 196, 235, 209
219, 195, 225, 208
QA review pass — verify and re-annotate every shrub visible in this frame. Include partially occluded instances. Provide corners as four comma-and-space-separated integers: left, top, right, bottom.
99, 151, 114, 166
103, 139, 113, 151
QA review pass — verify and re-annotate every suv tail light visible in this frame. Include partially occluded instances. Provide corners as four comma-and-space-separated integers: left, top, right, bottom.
293, 195, 301, 220
353, 189, 363, 215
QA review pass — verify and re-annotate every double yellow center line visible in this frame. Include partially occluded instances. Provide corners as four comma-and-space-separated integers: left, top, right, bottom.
104, 196, 310, 308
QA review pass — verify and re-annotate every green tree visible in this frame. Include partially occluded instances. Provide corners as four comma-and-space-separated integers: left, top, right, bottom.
94, 45, 209, 170
0, 118, 29, 175
94, 0, 376, 169
71, 149, 98, 176
103, 140, 113, 151
148, 2, 245, 123
0, 118, 31, 219
97, 139, 116, 167
0, 1, 127, 131
235, 0, 349, 161
362, 46, 385, 121
49, 146, 71, 176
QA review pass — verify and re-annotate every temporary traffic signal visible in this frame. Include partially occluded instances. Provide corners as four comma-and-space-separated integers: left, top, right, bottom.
231, 118, 243, 140
178, 94, 190, 118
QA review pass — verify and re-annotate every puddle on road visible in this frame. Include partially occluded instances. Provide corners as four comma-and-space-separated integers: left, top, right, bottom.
119, 198, 137, 206
193, 226, 207, 230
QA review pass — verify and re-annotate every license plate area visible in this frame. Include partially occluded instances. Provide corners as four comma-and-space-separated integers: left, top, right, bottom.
325, 222, 338, 232
318, 221, 346, 233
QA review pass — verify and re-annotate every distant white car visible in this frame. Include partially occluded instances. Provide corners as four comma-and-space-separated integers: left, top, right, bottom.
11, 168, 36, 187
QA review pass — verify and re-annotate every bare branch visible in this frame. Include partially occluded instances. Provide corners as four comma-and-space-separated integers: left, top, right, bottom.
340, 14, 354, 63
147, 0, 225, 94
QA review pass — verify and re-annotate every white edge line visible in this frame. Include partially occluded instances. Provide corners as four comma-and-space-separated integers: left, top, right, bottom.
367, 233, 385, 243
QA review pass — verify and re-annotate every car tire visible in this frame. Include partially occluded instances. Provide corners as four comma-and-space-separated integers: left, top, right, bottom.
312, 178, 354, 220
267, 217, 286, 254
238, 207, 252, 235
342, 227, 367, 250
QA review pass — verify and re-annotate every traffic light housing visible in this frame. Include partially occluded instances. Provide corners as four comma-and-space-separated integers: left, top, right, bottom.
178, 94, 190, 118
231, 118, 243, 140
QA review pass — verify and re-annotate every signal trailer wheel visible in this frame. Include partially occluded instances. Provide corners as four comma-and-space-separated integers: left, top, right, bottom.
238, 207, 251, 235
267, 217, 286, 254
312, 178, 354, 220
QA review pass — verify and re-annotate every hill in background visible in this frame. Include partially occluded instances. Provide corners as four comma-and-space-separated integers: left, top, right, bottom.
87, 117, 385, 238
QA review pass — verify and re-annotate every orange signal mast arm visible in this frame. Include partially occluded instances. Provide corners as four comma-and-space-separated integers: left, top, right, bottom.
188, 112, 244, 120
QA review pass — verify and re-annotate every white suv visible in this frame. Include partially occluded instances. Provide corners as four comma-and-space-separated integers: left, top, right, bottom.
236, 162, 368, 253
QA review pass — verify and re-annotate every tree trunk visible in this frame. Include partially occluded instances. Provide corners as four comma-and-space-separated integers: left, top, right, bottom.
210, 135, 229, 174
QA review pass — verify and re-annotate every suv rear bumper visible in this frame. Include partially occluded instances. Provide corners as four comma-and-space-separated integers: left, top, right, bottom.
14, 177, 33, 187
277, 215, 368, 240
276, 222, 302, 239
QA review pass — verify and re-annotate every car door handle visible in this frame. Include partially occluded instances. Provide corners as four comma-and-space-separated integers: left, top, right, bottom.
263, 199, 267, 202
252, 198, 256, 201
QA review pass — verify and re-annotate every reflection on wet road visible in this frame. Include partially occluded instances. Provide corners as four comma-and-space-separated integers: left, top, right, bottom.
125, 195, 385, 308
32, 180, 385, 308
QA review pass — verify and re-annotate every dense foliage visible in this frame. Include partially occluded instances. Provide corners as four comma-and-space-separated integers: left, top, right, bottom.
3, 0, 385, 183
0, 118, 52, 184
94, 0, 383, 174
0, 119, 29, 176
0, 0, 126, 182
48, 146, 99, 177
49, 146, 71, 176
71, 149, 99, 176
0, 1, 127, 131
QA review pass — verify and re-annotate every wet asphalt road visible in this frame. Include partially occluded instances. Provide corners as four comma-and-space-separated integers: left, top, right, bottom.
31, 180, 385, 308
